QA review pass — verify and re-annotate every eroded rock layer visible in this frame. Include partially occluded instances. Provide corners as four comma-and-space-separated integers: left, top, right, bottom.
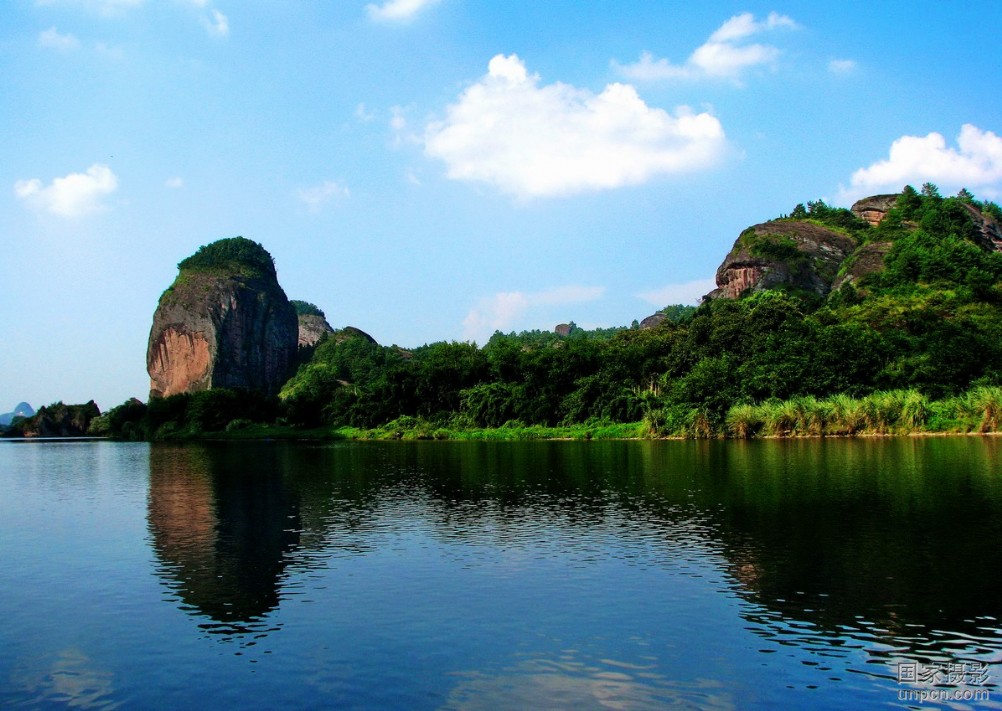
706, 220, 856, 300
147, 238, 299, 398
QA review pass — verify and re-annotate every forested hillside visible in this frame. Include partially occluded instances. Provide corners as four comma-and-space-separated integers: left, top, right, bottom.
94, 185, 1002, 440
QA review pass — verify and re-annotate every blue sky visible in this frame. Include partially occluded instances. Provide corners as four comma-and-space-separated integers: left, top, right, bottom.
3, 0, 1001, 410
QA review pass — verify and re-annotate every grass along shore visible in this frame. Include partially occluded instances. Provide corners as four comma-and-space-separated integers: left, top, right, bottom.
718, 387, 1002, 439
164, 386, 1002, 441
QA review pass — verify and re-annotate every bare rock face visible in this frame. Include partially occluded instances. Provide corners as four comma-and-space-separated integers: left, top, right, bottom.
554, 323, 573, 336
962, 203, 1002, 252
706, 220, 857, 300
850, 194, 899, 226
290, 301, 335, 348
297, 313, 335, 348
148, 237, 299, 398
832, 242, 893, 290
639, 312, 667, 329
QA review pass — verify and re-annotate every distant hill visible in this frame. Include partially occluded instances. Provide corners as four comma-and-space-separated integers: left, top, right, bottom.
0, 402, 34, 426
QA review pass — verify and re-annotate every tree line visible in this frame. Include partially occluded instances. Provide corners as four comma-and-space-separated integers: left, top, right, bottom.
91, 186, 1002, 440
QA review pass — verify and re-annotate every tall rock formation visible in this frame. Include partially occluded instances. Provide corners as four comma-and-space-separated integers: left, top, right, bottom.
147, 237, 299, 398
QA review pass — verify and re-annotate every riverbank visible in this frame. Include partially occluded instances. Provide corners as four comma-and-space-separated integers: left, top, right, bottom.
152, 395, 1002, 442
164, 419, 646, 442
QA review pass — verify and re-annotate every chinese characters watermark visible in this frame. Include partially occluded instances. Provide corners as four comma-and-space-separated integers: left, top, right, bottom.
897, 661, 992, 704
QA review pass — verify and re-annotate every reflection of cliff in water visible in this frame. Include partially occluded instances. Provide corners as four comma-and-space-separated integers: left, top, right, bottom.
147, 438, 1002, 665
147, 444, 302, 631
147, 443, 389, 635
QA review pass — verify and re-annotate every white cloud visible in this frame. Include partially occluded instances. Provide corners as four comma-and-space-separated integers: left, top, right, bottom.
298, 180, 349, 212
366, 0, 439, 22
828, 58, 856, 75
637, 278, 716, 307
14, 164, 118, 217
614, 11, 796, 83
462, 285, 605, 343
838, 124, 1002, 203
202, 8, 228, 36
424, 54, 726, 199
165, 177, 184, 189
38, 27, 80, 51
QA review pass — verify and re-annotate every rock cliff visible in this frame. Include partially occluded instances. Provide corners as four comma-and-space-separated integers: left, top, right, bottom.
850, 194, 899, 226
831, 242, 893, 290
706, 220, 856, 300
147, 237, 299, 398
963, 203, 1002, 253
705, 193, 1002, 302
290, 301, 335, 348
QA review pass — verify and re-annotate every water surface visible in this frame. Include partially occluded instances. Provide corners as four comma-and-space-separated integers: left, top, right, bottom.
1, 438, 1000, 709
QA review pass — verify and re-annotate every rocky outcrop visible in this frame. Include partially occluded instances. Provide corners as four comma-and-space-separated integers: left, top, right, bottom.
290, 301, 335, 348
297, 313, 334, 348
832, 242, 893, 290
639, 313, 667, 329
962, 203, 1002, 252
331, 326, 376, 346
147, 237, 299, 398
554, 323, 573, 336
706, 220, 857, 300
850, 194, 899, 226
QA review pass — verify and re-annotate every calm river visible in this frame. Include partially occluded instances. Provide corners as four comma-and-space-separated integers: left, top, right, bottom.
1, 438, 1000, 709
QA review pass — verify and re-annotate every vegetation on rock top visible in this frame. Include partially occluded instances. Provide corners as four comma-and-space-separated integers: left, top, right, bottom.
177, 236, 277, 279
291, 300, 326, 318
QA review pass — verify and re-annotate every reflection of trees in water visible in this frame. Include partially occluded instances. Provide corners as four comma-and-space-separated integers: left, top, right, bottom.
688, 438, 1002, 666
363, 440, 1002, 666
148, 438, 1002, 667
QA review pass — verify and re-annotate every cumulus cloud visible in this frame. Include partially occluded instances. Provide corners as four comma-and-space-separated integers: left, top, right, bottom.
424, 54, 726, 199
298, 180, 349, 212
38, 27, 80, 51
614, 11, 796, 83
838, 124, 1002, 203
367, 0, 439, 22
14, 164, 118, 217
462, 285, 605, 343
637, 278, 716, 307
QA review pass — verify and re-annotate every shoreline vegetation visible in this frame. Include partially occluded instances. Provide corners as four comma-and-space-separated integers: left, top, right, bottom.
73, 384, 1002, 443
7, 185, 1002, 444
